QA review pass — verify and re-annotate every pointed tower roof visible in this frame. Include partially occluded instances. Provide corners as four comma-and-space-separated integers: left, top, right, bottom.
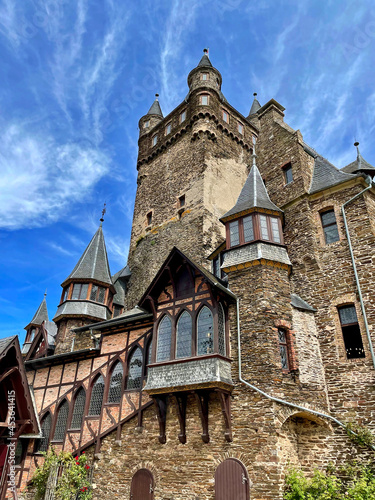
221, 154, 282, 222
147, 94, 163, 117
24, 295, 49, 330
64, 224, 112, 286
342, 142, 375, 175
197, 48, 213, 68
248, 93, 261, 117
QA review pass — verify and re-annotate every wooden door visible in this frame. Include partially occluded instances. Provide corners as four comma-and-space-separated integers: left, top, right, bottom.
130, 468, 154, 500
215, 458, 249, 500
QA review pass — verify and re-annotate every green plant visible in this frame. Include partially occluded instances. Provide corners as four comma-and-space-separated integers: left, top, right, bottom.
30, 448, 92, 500
345, 421, 375, 449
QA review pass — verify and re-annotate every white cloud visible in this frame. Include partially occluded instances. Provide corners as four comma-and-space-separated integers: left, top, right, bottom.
0, 123, 110, 229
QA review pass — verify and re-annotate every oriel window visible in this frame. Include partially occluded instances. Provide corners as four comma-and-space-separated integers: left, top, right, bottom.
197, 306, 214, 355
156, 316, 172, 362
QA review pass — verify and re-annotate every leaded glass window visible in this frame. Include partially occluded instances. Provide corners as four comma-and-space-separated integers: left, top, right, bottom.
126, 348, 143, 390
229, 221, 240, 247
271, 217, 281, 243
37, 413, 51, 452
90, 285, 98, 301
157, 316, 172, 362
218, 304, 226, 356
15, 441, 24, 466
259, 215, 269, 240
88, 375, 105, 416
98, 286, 106, 303
71, 388, 86, 430
278, 328, 289, 370
176, 311, 192, 359
197, 306, 214, 355
321, 210, 339, 244
243, 215, 254, 243
145, 339, 153, 378
53, 400, 69, 441
108, 362, 123, 403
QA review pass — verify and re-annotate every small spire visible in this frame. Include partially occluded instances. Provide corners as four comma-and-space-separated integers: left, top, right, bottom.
248, 93, 261, 117
354, 141, 360, 157
146, 95, 163, 117
100, 202, 107, 225
252, 150, 257, 167
197, 48, 213, 68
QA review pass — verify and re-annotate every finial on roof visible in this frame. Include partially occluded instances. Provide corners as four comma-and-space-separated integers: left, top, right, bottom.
203, 48, 208, 54
252, 150, 257, 167
155, 93, 159, 100
44, 289, 47, 297
100, 202, 107, 225
253, 92, 257, 97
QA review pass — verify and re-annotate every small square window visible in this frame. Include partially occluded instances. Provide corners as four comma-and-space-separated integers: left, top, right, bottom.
144, 120, 150, 129
147, 211, 153, 225
283, 163, 293, 184
321, 209, 339, 244
201, 73, 208, 81
238, 122, 243, 134
179, 195, 185, 208
152, 135, 158, 146
222, 110, 229, 123
166, 123, 171, 135
180, 110, 186, 123
200, 94, 209, 105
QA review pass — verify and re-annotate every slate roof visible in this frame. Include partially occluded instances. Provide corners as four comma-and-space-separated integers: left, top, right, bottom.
45, 321, 58, 346
342, 147, 375, 175
64, 225, 112, 286
221, 157, 282, 221
27, 296, 49, 328
53, 300, 110, 322
0, 335, 16, 354
309, 155, 356, 194
147, 96, 163, 117
291, 294, 316, 312
112, 276, 126, 306
197, 52, 213, 68
248, 95, 261, 117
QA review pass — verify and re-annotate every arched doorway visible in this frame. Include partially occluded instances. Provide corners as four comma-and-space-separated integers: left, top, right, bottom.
130, 468, 154, 500
215, 458, 249, 500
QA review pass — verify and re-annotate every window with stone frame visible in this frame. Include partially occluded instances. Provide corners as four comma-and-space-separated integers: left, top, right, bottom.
338, 305, 365, 359
108, 361, 123, 402
152, 134, 158, 146
321, 209, 340, 244
176, 311, 193, 359
278, 328, 291, 370
36, 412, 51, 453
70, 387, 86, 430
222, 109, 229, 123
144, 120, 150, 129
197, 306, 214, 356
200, 94, 209, 105
180, 110, 186, 123
126, 347, 143, 390
201, 72, 208, 81
156, 315, 172, 362
282, 162, 293, 184
88, 374, 105, 416
166, 122, 172, 135
53, 400, 69, 442
238, 122, 244, 135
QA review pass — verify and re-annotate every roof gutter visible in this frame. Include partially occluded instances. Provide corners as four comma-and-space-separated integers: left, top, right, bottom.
341, 176, 375, 369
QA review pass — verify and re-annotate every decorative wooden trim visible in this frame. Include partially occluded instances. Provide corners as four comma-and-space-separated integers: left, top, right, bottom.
217, 390, 232, 442
153, 396, 167, 444
173, 393, 188, 444
194, 390, 210, 443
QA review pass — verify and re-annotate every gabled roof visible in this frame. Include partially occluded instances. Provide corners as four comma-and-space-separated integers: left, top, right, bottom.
309, 155, 355, 194
63, 225, 112, 286
139, 247, 236, 310
0, 335, 17, 354
248, 94, 261, 117
342, 145, 375, 175
25, 296, 49, 330
220, 156, 282, 222
147, 95, 163, 117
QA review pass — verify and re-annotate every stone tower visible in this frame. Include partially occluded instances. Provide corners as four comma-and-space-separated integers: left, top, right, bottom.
126, 50, 259, 308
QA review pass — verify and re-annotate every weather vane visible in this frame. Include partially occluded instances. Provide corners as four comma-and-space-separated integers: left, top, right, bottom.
100, 202, 107, 223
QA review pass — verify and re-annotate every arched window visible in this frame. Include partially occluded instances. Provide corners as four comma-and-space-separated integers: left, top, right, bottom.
70, 388, 86, 430
156, 316, 172, 362
218, 303, 226, 356
88, 374, 105, 416
36, 412, 51, 453
53, 400, 69, 441
145, 338, 153, 378
176, 311, 192, 359
127, 348, 143, 390
108, 361, 123, 403
215, 458, 249, 500
197, 306, 214, 356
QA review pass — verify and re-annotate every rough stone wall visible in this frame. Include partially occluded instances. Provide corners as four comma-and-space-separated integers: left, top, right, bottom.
54, 318, 95, 355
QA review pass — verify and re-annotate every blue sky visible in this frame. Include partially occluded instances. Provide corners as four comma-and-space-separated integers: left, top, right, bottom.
1, 0, 374, 343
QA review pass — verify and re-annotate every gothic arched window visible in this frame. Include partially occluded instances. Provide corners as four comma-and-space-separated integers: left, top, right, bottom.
88, 374, 105, 416
145, 338, 153, 378
197, 306, 214, 356
156, 316, 172, 362
108, 361, 123, 403
126, 348, 143, 390
70, 388, 86, 430
53, 400, 69, 442
176, 311, 192, 359
36, 412, 51, 453
218, 303, 226, 356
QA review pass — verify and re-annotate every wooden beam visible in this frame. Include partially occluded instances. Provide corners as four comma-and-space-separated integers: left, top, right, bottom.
217, 390, 233, 442
194, 391, 210, 443
173, 394, 187, 444
153, 396, 167, 444
0, 367, 18, 384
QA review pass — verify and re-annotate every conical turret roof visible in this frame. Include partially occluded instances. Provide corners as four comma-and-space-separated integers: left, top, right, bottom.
248, 94, 261, 117
25, 296, 49, 329
342, 143, 375, 175
197, 49, 213, 68
64, 225, 112, 286
221, 155, 282, 221
147, 94, 163, 117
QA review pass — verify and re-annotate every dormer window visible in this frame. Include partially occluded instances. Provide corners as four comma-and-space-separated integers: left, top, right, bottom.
201, 73, 208, 81
222, 110, 229, 123
152, 135, 158, 146
227, 213, 283, 249
200, 94, 209, 105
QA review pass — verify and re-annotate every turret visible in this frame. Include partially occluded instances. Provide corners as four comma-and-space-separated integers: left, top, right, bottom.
187, 48, 223, 94
342, 142, 375, 178
22, 294, 57, 357
138, 94, 164, 138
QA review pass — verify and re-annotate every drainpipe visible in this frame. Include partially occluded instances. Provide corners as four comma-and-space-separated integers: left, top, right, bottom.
341, 176, 375, 370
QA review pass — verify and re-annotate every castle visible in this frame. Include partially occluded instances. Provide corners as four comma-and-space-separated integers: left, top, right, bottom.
2, 49, 375, 500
